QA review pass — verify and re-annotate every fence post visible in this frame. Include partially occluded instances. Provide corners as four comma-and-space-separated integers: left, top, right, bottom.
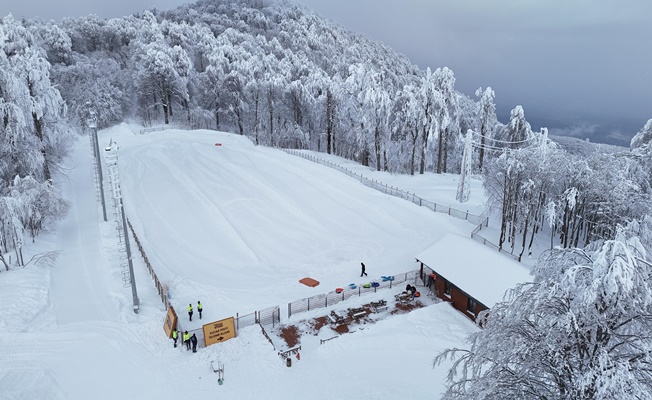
307, 298, 310, 311
288, 303, 291, 319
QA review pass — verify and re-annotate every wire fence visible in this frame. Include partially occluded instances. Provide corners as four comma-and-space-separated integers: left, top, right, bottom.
283, 150, 521, 262
288, 271, 420, 318
127, 213, 283, 350
234, 306, 281, 330
173, 306, 281, 351
139, 126, 174, 134
175, 322, 206, 350
235, 311, 257, 331
283, 149, 485, 226
470, 217, 520, 261
127, 218, 169, 309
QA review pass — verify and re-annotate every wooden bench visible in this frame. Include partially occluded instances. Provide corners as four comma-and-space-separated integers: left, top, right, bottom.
373, 304, 388, 313
394, 293, 412, 304
371, 300, 388, 313
329, 310, 345, 324
348, 307, 367, 319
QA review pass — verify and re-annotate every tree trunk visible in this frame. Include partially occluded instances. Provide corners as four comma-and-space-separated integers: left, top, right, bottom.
268, 87, 274, 146
326, 88, 333, 154
437, 128, 444, 174
478, 120, 486, 172
0, 252, 9, 271
519, 214, 529, 262
235, 107, 244, 135
419, 126, 428, 174
443, 127, 450, 173
499, 174, 509, 251
253, 91, 260, 145
410, 132, 417, 176
375, 125, 381, 171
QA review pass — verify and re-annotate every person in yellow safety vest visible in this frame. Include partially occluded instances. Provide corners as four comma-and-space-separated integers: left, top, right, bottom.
183, 331, 191, 351
197, 301, 203, 320
172, 329, 178, 348
188, 303, 193, 321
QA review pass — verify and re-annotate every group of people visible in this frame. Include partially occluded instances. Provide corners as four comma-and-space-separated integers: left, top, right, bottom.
405, 284, 418, 299
169, 300, 205, 353
171, 329, 199, 352
187, 300, 203, 321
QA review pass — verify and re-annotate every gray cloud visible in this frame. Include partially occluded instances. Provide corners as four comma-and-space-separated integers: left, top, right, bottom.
0, 0, 188, 20
549, 124, 599, 139
294, 0, 652, 145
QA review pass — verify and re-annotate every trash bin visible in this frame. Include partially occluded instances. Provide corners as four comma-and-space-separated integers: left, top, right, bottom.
286, 357, 292, 367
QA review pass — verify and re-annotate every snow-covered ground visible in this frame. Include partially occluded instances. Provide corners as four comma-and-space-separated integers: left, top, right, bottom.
0, 124, 527, 399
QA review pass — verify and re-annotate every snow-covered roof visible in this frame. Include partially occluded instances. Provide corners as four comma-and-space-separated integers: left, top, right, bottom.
416, 233, 533, 308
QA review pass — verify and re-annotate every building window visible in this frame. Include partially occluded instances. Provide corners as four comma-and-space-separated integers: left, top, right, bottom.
444, 281, 451, 296
467, 297, 477, 313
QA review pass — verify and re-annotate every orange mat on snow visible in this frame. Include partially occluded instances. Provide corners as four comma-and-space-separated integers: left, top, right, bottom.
299, 277, 320, 287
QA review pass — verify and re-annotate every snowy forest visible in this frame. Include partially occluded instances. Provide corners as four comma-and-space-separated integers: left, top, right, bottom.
2, 0, 652, 397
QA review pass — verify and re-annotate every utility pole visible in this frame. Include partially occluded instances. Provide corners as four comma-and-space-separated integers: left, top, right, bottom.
104, 144, 140, 314
87, 108, 107, 221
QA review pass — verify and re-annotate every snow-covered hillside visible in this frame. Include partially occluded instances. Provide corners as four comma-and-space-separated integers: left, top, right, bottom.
0, 124, 504, 399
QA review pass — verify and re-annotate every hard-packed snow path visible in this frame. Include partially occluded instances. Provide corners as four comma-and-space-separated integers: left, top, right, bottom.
51, 138, 117, 325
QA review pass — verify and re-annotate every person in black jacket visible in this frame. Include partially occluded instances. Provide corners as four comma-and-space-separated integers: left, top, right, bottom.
360, 262, 367, 277
191, 333, 198, 353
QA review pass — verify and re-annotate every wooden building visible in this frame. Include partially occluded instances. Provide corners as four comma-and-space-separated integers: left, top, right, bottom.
416, 233, 532, 321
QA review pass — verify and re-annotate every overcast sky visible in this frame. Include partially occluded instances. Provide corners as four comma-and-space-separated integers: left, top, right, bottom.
3, 0, 651, 145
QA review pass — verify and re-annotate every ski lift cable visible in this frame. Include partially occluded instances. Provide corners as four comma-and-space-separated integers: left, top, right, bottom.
471, 139, 542, 151
475, 134, 538, 145
471, 142, 539, 152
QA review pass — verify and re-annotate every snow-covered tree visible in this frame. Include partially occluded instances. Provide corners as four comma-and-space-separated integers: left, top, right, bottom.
416, 68, 441, 174
475, 87, 497, 172
630, 119, 652, 151
433, 67, 459, 174
0, 15, 72, 182
500, 105, 533, 149
436, 227, 652, 399
456, 129, 473, 202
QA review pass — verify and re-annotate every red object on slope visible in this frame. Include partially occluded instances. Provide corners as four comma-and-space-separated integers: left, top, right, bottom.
299, 277, 320, 287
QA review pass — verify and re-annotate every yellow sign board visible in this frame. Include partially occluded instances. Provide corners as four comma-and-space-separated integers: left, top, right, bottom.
203, 317, 236, 346
163, 306, 178, 338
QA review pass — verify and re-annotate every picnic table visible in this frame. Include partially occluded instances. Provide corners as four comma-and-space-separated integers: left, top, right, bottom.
347, 307, 368, 320
370, 300, 388, 313
394, 292, 413, 304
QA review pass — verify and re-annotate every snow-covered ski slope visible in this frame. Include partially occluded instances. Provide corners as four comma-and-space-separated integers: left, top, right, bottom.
1, 123, 492, 399
112, 125, 475, 323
